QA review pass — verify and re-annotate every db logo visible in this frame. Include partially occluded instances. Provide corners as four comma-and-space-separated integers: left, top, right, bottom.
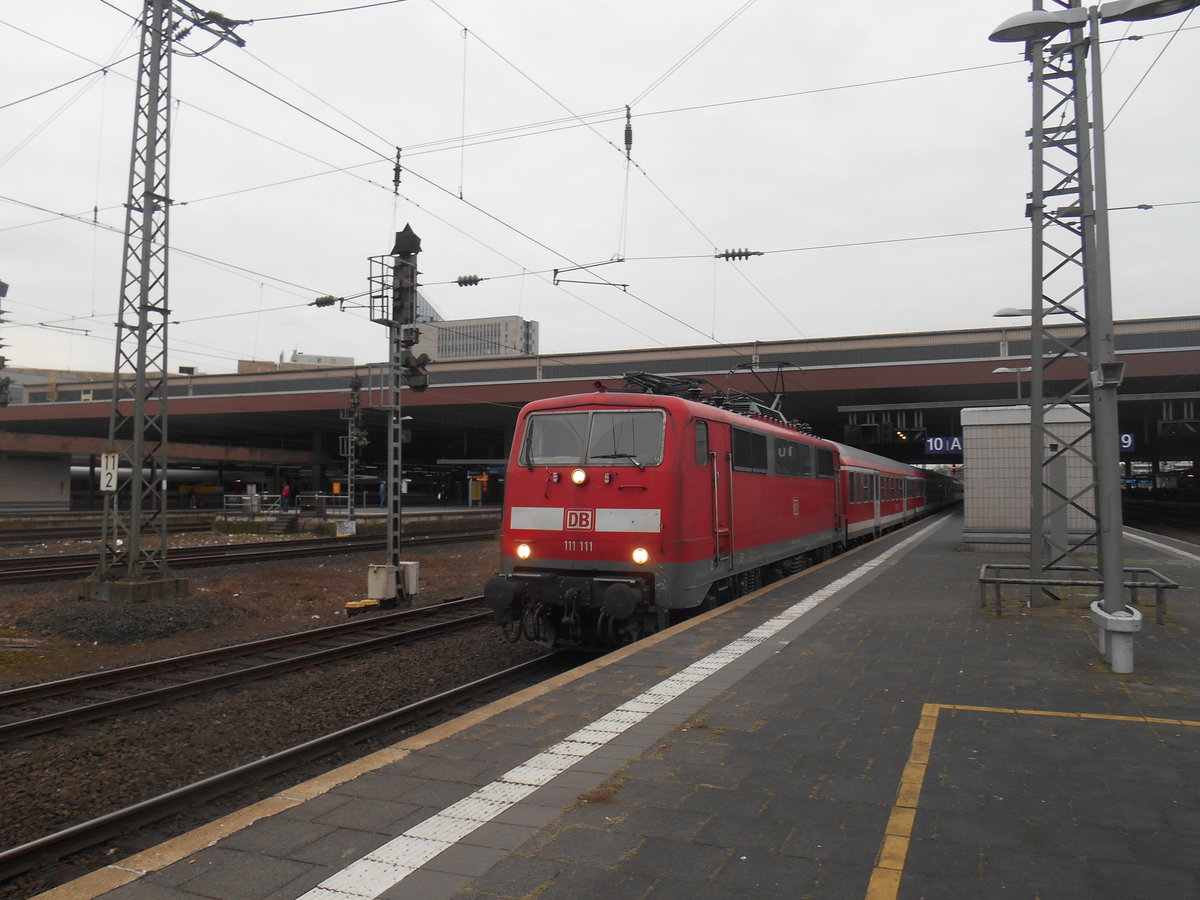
566, 509, 595, 531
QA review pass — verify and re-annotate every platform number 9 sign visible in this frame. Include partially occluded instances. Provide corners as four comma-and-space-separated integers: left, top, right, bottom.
100, 452, 119, 493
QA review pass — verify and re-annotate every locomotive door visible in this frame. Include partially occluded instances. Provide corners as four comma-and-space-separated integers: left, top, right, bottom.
701, 419, 734, 568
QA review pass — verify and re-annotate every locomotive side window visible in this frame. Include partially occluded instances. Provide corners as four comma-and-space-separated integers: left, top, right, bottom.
732, 428, 769, 473
695, 421, 709, 465
586, 411, 665, 466
815, 447, 835, 478
519, 410, 665, 467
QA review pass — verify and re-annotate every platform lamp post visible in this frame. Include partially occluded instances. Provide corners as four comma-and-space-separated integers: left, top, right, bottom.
993, 366, 1033, 400
993, 306, 1078, 358
990, 0, 1199, 672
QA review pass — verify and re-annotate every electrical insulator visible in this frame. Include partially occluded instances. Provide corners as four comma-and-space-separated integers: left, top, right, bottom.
456, 275, 482, 287
716, 248, 763, 261
311, 295, 339, 307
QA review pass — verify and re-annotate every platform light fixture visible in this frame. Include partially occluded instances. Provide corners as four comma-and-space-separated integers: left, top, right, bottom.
990, 0, 1199, 42
993, 366, 1033, 400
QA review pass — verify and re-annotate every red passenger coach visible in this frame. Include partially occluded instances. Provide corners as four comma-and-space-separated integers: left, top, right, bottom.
833, 442, 929, 543
485, 376, 956, 649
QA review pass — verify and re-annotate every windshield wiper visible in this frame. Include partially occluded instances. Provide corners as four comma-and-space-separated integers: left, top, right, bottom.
591, 453, 644, 470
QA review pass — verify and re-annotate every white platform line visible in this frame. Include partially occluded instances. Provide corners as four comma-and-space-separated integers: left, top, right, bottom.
1126, 530, 1200, 564
298, 519, 943, 900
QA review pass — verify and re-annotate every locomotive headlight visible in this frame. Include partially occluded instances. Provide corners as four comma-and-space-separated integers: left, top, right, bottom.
631, 547, 649, 565
516, 543, 532, 560
571, 468, 587, 485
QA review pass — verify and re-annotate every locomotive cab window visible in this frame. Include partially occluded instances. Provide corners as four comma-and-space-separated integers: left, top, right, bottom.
520, 410, 665, 467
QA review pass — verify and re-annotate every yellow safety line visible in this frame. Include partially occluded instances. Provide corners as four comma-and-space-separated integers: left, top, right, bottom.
865, 703, 1200, 900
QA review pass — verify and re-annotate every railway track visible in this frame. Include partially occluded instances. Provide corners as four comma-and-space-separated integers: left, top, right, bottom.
1123, 500, 1199, 543
0, 652, 570, 887
0, 519, 214, 544
0, 526, 496, 584
0, 598, 492, 741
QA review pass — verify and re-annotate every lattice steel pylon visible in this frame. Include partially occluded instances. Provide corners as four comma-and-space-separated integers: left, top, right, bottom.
1018, 0, 1123, 608
89, 1, 243, 599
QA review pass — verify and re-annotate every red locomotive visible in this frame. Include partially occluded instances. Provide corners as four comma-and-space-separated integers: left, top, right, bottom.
485, 374, 958, 648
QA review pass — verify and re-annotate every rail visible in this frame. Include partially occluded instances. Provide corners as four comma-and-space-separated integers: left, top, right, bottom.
222, 492, 377, 516
978, 563, 1180, 623
0, 527, 496, 584
0, 654, 564, 885
0, 599, 490, 741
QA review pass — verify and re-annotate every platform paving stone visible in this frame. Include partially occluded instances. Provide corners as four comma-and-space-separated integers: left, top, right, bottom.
622, 835, 730, 881
711, 849, 825, 894
376, 867, 473, 900
532, 862, 657, 900
643, 877, 744, 900
158, 847, 321, 898
533, 825, 644, 867
217, 818, 334, 855
288, 826, 399, 868
459, 853, 563, 897
309, 795, 422, 832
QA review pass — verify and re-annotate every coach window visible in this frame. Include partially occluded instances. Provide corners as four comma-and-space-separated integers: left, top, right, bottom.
815, 447, 834, 479
695, 421, 709, 465
733, 428, 769, 473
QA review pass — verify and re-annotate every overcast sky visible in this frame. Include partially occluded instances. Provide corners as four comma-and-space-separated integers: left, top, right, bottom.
2, 1, 1197, 376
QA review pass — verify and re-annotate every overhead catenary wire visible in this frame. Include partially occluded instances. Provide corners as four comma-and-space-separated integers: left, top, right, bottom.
0, 52, 137, 111
1105, 9, 1195, 129
626, 0, 760, 107
14, 6, 1195, 369
247, 1, 411, 24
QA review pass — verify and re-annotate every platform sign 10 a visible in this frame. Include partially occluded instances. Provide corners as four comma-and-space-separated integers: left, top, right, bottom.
925, 434, 1135, 455
924, 436, 963, 455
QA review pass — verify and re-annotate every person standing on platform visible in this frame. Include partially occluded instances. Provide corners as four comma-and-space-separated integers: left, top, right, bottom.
379, 481, 387, 508
281, 481, 292, 513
